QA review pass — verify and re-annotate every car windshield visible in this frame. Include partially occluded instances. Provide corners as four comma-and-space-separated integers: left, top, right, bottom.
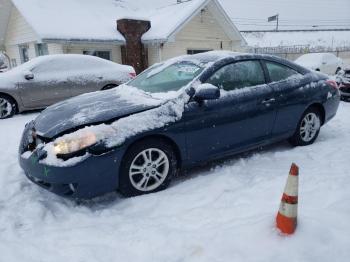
128, 61, 204, 93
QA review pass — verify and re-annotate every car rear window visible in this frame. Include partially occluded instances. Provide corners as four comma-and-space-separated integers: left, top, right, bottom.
265, 61, 301, 82
206, 60, 266, 91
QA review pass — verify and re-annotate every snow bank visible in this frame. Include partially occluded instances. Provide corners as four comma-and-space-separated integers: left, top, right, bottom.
242, 31, 350, 49
1, 103, 350, 262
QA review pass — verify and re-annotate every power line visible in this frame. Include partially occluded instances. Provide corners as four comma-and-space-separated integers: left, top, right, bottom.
231, 17, 350, 23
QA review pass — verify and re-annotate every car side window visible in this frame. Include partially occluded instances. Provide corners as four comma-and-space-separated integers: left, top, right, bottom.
206, 60, 266, 91
265, 61, 301, 82
31, 59, 66, 74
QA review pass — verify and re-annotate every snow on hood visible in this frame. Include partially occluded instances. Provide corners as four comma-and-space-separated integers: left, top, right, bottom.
34, 86, 164, 139
40, 91, 189, 167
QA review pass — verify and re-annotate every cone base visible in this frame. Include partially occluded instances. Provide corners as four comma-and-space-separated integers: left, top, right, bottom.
276, 212, 297, 234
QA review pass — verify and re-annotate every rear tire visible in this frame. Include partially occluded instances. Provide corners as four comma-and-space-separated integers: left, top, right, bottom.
0, 95, 17, 119
288, 107, 322, 146
119, 138, 178, 197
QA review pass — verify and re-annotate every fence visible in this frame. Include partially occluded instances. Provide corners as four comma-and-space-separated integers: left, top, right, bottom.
248, 45, 350, 55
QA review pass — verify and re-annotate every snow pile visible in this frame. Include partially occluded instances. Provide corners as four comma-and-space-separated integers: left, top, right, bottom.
1, 103, 350, 261
242, 31, 350, 49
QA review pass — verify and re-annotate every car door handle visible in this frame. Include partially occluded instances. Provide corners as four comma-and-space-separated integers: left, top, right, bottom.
261, 98, 276, 105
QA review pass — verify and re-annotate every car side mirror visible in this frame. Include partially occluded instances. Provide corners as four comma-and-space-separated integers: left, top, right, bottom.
193, 83, 220, 102
24, 72, 34, 80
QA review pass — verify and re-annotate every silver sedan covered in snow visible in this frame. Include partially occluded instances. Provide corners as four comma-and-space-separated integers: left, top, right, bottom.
0, 54, 135, 119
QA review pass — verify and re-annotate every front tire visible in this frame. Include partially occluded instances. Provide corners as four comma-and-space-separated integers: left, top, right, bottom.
119, 138, 178, 197
289, 107, 322, 146
0, 95, 17, 119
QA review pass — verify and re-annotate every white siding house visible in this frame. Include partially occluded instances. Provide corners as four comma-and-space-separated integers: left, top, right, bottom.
0, 0, 246, 70
147, 3, 243, 64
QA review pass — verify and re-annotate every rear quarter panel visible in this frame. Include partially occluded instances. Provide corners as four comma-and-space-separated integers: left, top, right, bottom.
271, 73, 336, 137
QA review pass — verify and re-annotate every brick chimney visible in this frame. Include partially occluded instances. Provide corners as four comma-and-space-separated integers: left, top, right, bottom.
117, 19, 151, 74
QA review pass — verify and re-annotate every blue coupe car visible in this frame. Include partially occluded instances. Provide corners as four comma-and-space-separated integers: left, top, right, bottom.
19, 51, 340, 198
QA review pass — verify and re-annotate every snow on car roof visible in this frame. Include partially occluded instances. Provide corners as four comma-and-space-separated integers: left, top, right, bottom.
10, 0, 210, 43
15, 54, 128, 68
295, 53, 329, 63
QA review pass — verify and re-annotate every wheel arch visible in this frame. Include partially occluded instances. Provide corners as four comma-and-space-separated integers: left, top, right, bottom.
306, 103, 325, 125
122, 134, 183, 168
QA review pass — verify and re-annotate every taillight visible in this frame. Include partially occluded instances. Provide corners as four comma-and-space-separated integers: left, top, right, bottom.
326, 79, 339, 89
129, 72, 136, 78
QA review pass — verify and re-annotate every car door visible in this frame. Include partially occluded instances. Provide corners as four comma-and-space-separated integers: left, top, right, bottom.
18, 57, 73, 109
263, 60, 309, 137
184, 60, 277, 164
68, 57, 106, 97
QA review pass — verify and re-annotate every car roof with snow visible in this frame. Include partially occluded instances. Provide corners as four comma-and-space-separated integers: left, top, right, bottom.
171, 51, 310, 73
8, 54, 133, 73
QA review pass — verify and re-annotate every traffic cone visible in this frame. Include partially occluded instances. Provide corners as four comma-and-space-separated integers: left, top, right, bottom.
276, 163, 299, 234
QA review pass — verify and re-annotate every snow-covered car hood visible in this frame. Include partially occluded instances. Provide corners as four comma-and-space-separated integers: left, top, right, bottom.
34, 86, 164, 139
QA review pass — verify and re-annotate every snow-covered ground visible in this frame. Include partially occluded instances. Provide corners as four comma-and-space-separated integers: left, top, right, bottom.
1, 103, 350, 262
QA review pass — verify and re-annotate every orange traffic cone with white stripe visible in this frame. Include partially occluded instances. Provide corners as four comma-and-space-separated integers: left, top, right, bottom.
276, 163, 299, 234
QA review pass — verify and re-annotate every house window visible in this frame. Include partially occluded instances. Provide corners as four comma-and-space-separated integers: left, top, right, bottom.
19, 45, 29, 63
83, 50, 111, 61
187, 49, 212, 55
11, 59, 17, 67
35, 43, 49, 56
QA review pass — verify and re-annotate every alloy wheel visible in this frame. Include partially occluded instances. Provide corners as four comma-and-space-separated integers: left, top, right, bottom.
0, 98, 12, 119
129, 148, 170, 192
300, 112, 321, 142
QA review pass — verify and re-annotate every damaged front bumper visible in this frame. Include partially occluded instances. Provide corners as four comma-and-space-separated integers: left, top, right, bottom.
18, 121, 127, 199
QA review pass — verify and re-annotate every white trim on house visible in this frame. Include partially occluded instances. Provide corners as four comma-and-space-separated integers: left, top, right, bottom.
42, 38, 125, 45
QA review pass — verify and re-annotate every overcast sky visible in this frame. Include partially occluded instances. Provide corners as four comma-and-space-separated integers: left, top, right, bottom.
145, 0, 350, 31
220, 0, 350, 30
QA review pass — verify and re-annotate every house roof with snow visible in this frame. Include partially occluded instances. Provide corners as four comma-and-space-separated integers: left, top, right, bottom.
0, 0, 244, 46
242, 30, 350, 49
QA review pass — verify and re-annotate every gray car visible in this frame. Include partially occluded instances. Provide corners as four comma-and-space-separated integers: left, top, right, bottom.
0, 54, 135, 119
